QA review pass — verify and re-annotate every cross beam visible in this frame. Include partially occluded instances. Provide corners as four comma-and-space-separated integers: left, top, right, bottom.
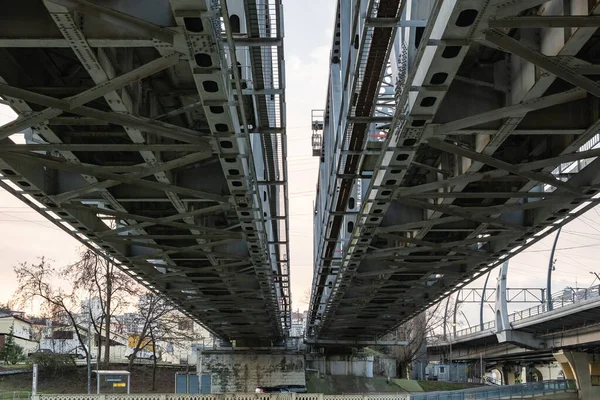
426, 138, 582, 195
433, 88, 586, 134
45, 0, 177, 44
1, 152, 228, 203
0, 83, 210, 145
485, 29, 600, 98
96, 204, 229, 237
63, 204, 239, 237
489, 15, 600, 28
0, 53, 180, 140
0, 144, 210, 152
52, 151, 213, 204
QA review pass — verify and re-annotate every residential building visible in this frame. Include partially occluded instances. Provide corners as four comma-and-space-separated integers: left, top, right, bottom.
0, 314, 38, 354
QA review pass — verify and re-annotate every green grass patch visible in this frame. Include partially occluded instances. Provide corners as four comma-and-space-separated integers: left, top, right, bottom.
417, 381, 482, 392
0, 364, 31, 370
306, 375, 407, 395
0, 365, 188, 394
392, 379, 423, 392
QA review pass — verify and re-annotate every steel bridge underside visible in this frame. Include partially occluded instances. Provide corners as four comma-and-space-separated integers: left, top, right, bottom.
309, 0, 600, 341
0, 0, 290, 340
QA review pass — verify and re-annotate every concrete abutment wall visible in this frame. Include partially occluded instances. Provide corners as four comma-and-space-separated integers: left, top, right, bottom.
202, 350, 305, 393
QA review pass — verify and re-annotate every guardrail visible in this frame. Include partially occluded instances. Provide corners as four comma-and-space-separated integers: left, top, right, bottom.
33, 394, 409, 400
509, 286, 600, 323
449, 285, 600, 339
410, 380, 576, 400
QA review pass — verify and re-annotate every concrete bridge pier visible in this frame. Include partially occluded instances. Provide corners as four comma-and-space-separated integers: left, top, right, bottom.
554, 351, 600, 399
199, 348, 305, 393
500, 364, 523, 385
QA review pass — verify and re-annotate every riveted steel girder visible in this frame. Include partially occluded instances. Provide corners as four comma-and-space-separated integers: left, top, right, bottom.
0, 0, 290, 340
309, 0, 600, 341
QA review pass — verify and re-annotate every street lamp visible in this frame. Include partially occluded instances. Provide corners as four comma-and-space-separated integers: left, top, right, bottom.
589, 271, 600, 285
449, 322, 456, 381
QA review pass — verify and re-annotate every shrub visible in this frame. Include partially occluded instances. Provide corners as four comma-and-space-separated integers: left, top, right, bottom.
29, 353, 76, 376
0, 326, 26, 364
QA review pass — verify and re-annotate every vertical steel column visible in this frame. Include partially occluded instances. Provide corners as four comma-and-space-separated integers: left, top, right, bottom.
547, 227, 562, 311
480, 271, 492, 331
443, 295, 451, 340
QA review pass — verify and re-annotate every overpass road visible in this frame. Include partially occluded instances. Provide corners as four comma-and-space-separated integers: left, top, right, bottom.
307, 0, 600, 342
0, 0, 290, 341
428, 285, 600, 363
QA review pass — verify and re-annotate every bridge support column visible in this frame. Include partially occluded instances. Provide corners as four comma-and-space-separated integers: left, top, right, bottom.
501, 364, 522, 385
200, 349, 305, 393
554, 350, 600, 399
494, 262, 544, 349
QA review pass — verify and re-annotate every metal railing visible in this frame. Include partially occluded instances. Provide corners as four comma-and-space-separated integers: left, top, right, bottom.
450, 284, 600, 338
33, 394, 409, 400
410, 380, 576, 400
550, 133, 600, 183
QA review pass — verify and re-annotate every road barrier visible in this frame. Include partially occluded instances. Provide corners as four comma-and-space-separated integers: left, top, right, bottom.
410, 379, 576, 400
33, 394, 409, 400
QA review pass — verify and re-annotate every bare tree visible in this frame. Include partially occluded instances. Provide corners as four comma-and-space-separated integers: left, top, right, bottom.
127, 293, 174, 369
128, 292, 202, 390
13, 258, 90, 358
301, 289, 311, 307
376, 298, 459, 378
0, 302, 11, 314
69, 249, 139, 366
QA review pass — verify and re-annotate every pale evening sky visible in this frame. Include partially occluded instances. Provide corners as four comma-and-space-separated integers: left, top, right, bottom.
1, 1, 600, 330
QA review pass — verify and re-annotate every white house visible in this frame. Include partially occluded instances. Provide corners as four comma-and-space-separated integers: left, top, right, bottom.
39, 322, 93, 357
0, 314, 38, 355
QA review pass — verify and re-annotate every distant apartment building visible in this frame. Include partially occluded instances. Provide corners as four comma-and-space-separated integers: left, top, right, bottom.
290, 310, 307, 338
115, 313, 141, 335
80, 296, 103, 321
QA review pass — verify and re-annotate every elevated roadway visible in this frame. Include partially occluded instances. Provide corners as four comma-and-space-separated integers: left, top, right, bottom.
428, 285, 600, 363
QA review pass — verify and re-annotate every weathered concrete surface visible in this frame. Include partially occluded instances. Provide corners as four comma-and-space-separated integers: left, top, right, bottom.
306, 353, 396, 378
555, 350, 600, 400
373, 356, 397, 378
202, 350, 305, 393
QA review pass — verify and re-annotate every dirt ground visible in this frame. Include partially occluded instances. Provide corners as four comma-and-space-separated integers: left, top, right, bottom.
0, 365, 192, 394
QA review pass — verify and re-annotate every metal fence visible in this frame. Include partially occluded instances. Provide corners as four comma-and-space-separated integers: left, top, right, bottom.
452, 284, 600, 338
410, 380, 576, 400
32, 394, 409, 400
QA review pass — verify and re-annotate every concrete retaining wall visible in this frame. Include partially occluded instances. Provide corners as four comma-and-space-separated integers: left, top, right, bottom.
373, 356, 397, 377
202, 350, 305, 393
305, 354, 397, 378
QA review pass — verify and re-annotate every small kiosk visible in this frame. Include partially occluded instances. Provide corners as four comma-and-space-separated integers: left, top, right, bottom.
93, 370, 131, 394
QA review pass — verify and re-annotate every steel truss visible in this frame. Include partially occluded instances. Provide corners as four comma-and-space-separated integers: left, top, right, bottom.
0, 0, 290, 340
309, 0, 600, 341
456, 288, 546, 304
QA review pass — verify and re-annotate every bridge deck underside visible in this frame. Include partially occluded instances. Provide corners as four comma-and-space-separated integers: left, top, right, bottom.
0, 0, 290, 340
310, 0, 600, 341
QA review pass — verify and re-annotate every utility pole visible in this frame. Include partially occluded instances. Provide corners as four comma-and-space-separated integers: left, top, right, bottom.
480, 353, 484, 384
87, 292, 92, 394
32, 364, 38, 396
196, 338, 204, 393
448, 321, 455, 381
